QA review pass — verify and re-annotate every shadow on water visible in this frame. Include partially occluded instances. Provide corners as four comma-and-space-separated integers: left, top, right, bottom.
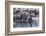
13, 17, 39, 28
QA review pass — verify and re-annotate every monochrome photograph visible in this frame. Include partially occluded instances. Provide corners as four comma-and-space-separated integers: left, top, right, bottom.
5, 1, 45, 35
13, 8, 39, 28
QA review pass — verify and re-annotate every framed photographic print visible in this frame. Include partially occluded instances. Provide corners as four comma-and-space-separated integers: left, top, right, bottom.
5, 1, 45, 36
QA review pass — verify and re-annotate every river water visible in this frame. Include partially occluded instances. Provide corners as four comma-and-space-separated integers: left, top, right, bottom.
13, 17, 39, 28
